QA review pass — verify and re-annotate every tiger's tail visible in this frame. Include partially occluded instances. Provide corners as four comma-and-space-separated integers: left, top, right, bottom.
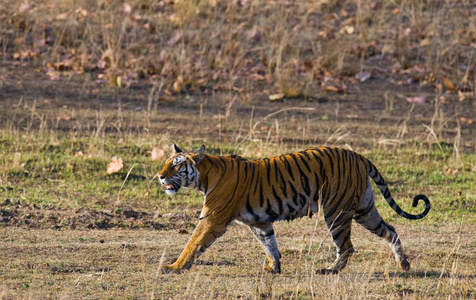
361, 155, 431, 220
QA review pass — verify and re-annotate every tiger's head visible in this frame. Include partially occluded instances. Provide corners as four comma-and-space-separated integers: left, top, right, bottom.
158, 144, 205, 196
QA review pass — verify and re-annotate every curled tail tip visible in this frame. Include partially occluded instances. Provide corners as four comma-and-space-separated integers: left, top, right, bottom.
412, 194, 430, 208
410, 194, 431, 219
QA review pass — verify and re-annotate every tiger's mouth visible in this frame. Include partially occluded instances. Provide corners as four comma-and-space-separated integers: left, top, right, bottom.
164, 183, 179, 196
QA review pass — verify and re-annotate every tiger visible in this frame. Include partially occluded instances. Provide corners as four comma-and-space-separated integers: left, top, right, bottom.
157, 144, 430, 274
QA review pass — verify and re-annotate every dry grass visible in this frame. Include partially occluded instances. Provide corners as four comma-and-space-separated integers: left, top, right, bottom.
1, 0, 474, 96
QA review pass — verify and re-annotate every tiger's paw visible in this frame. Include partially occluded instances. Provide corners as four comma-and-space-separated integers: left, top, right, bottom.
160, 265, 183, 274
264, 265, 281, 274
400, 259, 410, 271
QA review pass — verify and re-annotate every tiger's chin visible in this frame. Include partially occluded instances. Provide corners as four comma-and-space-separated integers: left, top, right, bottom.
165, 185, 179, 196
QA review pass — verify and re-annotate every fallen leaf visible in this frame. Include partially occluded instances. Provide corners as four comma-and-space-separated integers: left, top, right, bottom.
323, 85, 347, 93
107, 157, 123, 174
269, 93, 285, 101
173, 75, 184, 93
458, 90, 465, 101
246, 26, 261, 41
405, 96, 426, 104
249, 73, 265, 81
18, 3, 32, 13
323, 86, 339, 92
167, 31, 182, 46
76, 8, 88, 16
13, 152, 22, 169
419, 38, 430, 46
340, 25, 354, 35
459, 117, 473, 125
121, 3, 131, 14
151, 147, 166, 161
355, 71, 371, 82
158, 96, 176, 102
443, 78, 455, 91
56, 12, 68, 20
56, 115, 71, 121
168, 14, 181, 26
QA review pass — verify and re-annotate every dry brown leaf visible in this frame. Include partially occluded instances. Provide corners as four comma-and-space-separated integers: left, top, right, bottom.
13, 152, 22, 169
355, 71, 371, 82
459, 117, 473, 125
443, 78, 456, 91
75, 8, 88, 16
121, 3, 131, 14
323, 86, 339, 92
173, 75, 184, 93
406, 96, 426, 104
269, 93, 285, 101
158, 96, 176, 102
167, 32, 182, 46
107, 157, 123, 174
246, 26, 261, 41
56, 12, 68, 20
56, 115, 71, 121
168, 14, 181, 26
419, 38, 430, 46
151, 147, 166, 162
19, 3, 32, 13
340, 25, 354, 35
458, 90, 465, 101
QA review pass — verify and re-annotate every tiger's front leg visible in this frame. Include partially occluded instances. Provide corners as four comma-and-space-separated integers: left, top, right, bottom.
162, 218, 226, 274
249, 222, 281, 273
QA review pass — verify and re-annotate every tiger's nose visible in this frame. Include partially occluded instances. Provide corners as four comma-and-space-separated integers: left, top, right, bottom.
158, 174, 165, 181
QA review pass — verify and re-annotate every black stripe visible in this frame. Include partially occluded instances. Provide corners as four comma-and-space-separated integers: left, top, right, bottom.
313, 172, 321, 203
286, 202, 296, 214
310, 151, 324, 169
322, 148, 334, 174
289, 182, 299, 206
298, 152, 312, 173
259, 177, 265, 207
265, 199, 278, 220
265, 158, 271, 186
272, 185, 284, 215
289, 154, 310, 196
204, 155, 217, 168
298, 193, 306, 206
281, 156, 296, 181
273, 159, 279, 182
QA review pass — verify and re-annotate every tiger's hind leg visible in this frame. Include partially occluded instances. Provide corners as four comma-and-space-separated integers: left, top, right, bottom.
320, 210, 355, 274
354, 178, 410, 270
249, 222, 281, 273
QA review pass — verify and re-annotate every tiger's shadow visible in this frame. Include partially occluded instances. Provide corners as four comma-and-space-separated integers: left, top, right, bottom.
365, 270, 475, 279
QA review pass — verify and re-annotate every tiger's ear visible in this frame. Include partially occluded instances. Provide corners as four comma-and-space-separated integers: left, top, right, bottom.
173, 143, 182, 154
193, 145, 205, 164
